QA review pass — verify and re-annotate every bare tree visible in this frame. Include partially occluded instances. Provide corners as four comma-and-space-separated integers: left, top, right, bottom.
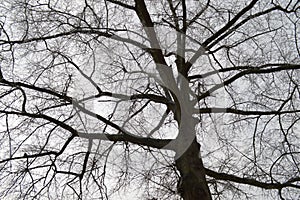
0, 0, 299, 199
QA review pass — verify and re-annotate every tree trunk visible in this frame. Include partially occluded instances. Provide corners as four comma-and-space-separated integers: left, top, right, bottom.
175, 139, 212, 200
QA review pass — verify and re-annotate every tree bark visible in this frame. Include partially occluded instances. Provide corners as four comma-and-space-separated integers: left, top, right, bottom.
175, 139, 212, 200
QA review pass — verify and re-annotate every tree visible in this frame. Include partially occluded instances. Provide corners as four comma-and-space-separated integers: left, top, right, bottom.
0, 0, 299, 199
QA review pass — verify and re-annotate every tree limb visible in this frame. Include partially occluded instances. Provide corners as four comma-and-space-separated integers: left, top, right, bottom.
205, 168, 300, 190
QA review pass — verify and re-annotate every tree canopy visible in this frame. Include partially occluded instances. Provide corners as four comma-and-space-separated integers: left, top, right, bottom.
0, 0, 299, 199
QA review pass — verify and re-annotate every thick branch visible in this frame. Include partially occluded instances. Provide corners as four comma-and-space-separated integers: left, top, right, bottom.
188, 63, 297, 80
205, 168, 300, 190
197, 64, 300, 100
134, 0, 167, 66
197, 108, 300, 115
0, 111, 173, 151
1, 79, 173, 108
106, 0, 135, 9
0, 28, 150, 52
78, 132, 172, 150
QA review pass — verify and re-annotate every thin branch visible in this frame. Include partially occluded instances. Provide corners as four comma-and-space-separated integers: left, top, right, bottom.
187, 0, 259, 69
187, 0, 210, 27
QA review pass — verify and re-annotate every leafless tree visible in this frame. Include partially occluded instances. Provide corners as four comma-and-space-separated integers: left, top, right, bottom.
0, 0, 299, 199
